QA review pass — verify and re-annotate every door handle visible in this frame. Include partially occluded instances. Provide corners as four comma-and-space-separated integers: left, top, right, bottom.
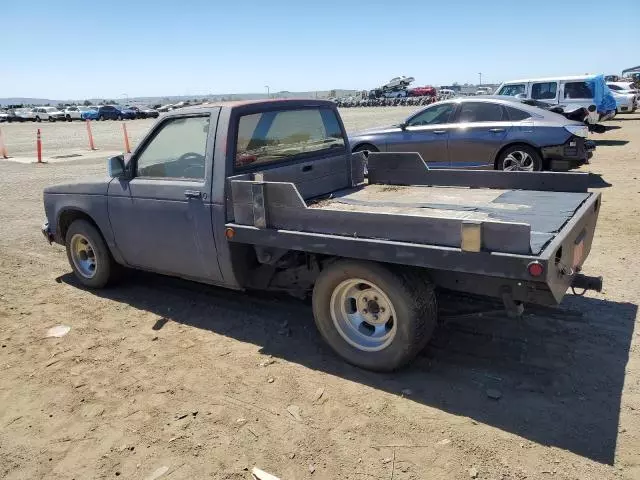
184, 190, 202, 199
433, 130, 447, 134
489, 128, 505, 132
302, 164, 313, 172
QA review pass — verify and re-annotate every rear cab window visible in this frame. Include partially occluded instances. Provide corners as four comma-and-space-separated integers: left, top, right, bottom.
234, 107, 345, 169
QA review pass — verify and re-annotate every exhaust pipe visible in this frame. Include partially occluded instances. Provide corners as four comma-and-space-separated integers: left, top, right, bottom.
572, 273, 603, 292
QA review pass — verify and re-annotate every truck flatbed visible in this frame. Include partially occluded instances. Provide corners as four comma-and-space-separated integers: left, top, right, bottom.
309, 184, 590, 255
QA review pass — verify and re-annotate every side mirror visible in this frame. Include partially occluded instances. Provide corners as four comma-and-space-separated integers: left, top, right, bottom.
399, 122, 408, 130
107, 155, 126, 178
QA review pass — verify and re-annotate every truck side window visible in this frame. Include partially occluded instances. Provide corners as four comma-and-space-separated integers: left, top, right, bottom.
136, 115, 209, 179
234, 108, 345, 169
531, 82, 557, 100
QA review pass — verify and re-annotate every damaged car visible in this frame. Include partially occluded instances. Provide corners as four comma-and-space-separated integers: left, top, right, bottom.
349, 97, 594, 172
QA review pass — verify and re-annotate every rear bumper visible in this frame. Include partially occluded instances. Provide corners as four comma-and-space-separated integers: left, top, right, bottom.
542, 136, 593, 171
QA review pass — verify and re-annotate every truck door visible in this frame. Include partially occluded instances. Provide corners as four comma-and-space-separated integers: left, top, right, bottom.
384, 102, 456, 167
107, 111, 224, 283
446, 102, 510, 168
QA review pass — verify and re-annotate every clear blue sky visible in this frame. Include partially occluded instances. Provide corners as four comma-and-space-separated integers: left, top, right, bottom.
2, 0, 638, 100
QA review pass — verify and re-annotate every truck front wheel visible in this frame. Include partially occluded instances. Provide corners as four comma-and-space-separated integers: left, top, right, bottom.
312, 260, 437, 371
65, 219, 116, 288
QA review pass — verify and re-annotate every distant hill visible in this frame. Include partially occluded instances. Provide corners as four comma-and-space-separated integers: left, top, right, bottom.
0, 90, 358, 107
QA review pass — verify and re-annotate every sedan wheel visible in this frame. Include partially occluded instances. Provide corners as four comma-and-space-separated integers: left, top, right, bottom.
498, 145, 542, 172
503, 151, 534, 171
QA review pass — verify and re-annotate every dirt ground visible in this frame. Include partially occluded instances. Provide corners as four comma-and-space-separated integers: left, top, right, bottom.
1, 109, 639, 480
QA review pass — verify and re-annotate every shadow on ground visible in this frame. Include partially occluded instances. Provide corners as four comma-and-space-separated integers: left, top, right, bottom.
609, 117, 639, 122
593, 139, 630, 147
588, 173, 613, 188
59, 271, 636, 466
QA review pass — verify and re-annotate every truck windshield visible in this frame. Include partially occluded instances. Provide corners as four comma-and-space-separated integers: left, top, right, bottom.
235, 107, 345, 169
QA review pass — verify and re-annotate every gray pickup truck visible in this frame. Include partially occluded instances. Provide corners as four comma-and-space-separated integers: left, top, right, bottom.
42, 99, 603, 371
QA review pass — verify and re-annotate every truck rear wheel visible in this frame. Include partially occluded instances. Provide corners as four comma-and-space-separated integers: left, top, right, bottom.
65, 219, 116, 289
312, 260, 437, 371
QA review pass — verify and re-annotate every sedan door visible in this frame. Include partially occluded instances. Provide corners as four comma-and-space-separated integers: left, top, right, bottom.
446, 101, 511, 168
107, 111, 224, 283
383, 102, 457, 167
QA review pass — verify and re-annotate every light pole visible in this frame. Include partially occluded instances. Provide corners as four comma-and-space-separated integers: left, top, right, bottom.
265, 85, 270, 98
478, 73, 482, 86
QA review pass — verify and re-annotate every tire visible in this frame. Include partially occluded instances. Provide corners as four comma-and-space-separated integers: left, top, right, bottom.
352, 144, 379, 156
312, 260, 437, 371
497, 144, 542, 172
35, 116, 41, 122
118, 114, 123, 121
65, 219, 116, 289
99, 115, 105, 121
66, 115, 72, 122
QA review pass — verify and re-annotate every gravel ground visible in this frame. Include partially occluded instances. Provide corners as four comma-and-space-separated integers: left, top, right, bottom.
0, 110, 639, 480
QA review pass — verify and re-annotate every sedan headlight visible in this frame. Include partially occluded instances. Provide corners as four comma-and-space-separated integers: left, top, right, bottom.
564, 125, 588, 138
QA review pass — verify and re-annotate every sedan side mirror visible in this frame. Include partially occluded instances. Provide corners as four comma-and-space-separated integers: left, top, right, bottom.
399, 122, 408, 130
107, 155, 126, 178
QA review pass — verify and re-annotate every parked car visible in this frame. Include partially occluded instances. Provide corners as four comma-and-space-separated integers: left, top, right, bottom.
408, 86, 436, 97
2, 109, 30, 122
349, 97, 593, 172
40, 99, 603, 371
439, 88, 456, 97
128, 105, 159, 119
495, 75, 617, 124
33, 107, 65, 122
607, 81, 638, 94
63, 106, 97, 121
14, 108, 36, 121
95, 105, 126, 121
475, 86, 493, 95
81, 107, 99, 120
0, 110, 10, 122
610, 90, 637, 113
116, 106, 137, 120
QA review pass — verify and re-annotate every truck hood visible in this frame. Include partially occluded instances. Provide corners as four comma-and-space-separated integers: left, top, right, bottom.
44, 177, 112, 195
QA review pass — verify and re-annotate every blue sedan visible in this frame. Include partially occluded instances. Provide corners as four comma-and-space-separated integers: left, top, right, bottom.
349, 97, 593, 172
80, 107, 99, 120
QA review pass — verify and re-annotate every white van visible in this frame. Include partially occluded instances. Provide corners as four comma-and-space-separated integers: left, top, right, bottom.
495, 75, 609, 124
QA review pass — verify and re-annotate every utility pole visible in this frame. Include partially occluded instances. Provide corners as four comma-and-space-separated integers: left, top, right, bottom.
478, 73, 482, 86
265, 85, 270, 98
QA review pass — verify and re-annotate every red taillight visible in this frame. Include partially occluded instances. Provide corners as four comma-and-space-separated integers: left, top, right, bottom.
527, 262, 544, 277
